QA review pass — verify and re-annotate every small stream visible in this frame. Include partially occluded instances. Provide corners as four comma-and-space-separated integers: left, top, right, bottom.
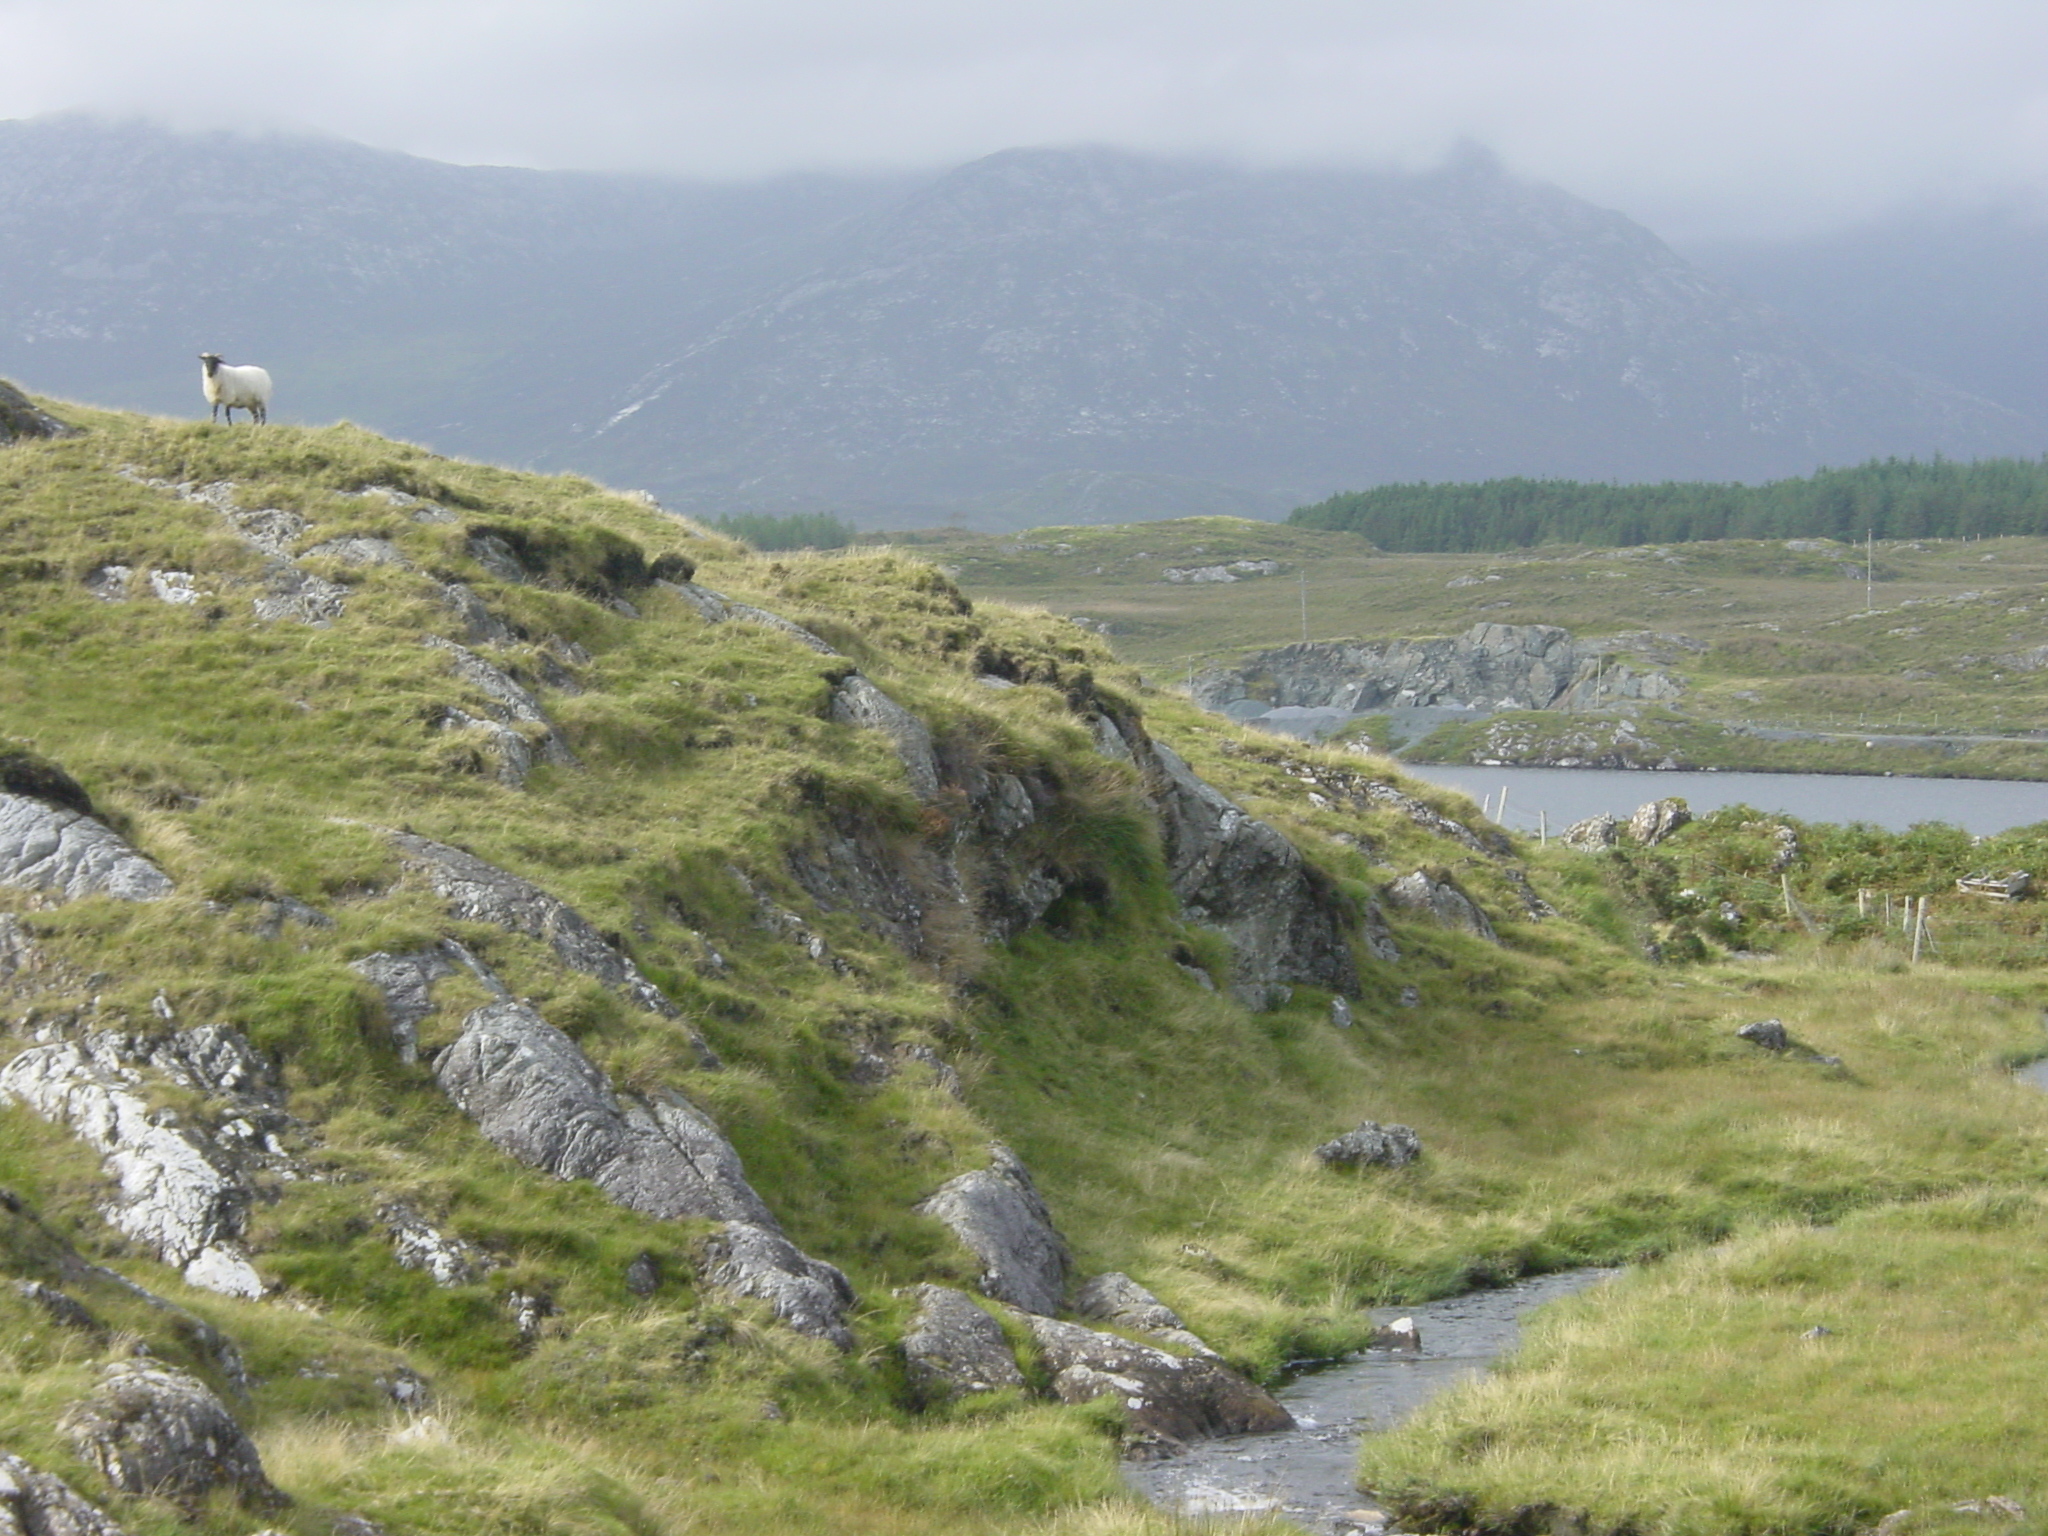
1127, 1269, 1617, 1533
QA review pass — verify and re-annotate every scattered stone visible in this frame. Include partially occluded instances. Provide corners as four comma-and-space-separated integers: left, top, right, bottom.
302, 536, 406, 567
377, 1367, 431, 1413
623, 1252, 662, 1297
348, 943, 474, 1063
916, 1145, 1072, 1316
1020, 1313, 1293, 1447
83, 565, 132, 602
1953, 1499, 2026, 1521
1398, 985, 1421, 1008
16, 1279, 103, 1334
1801, 1325, 1833, 1339
0, 1451, 127, 1536
0, 795, 174, 902
380, 1203, 495, 1286
1561, 814, 1620, 851
1369, 1317, 1421, 1351
900, 1283, 1026, 1400
60, 1362, 283, 1509
1330, 997, 1354, 1028
1738, 1018, 1790, 1052
1314, 1122, 1422, 1170
1383, 868, 1498, 943
505, 1289, 557, 1343
1626, 798, 1691, 846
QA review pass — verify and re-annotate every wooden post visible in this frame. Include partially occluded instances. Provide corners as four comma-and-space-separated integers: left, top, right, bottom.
1498, 786, 1509, 827
1911, 897, 1926, 964
1857, 888, 1870, 918
1539, 810, 1548, 847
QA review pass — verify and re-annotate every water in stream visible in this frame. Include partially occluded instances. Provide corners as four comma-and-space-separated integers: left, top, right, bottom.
1127, 1269, 1617, 1533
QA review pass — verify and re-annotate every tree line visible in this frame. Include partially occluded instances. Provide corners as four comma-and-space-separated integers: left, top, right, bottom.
1287, 457, 2048, 551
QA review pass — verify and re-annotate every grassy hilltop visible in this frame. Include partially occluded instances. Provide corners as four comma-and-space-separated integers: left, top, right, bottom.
0, 396, 2046, 1536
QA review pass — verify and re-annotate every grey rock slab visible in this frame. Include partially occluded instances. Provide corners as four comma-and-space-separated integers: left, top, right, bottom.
1314, 1121, 1422, 1169
1020, 1313, 1294, 1447
901, 1283, 1025, 1400
435, 707, 537, 788
385, 831, 685, 1023
915, 1144, 1071, 1316
1074, 1271, 1218, 1356
250, 561, 348, 625
1738, 1018, 1791, 1051
349, 942, 496, 1064
435, 580, 519, 645
0, 795, 173, 903
0, 1451, 127, 1536
699, 1221, 856, 1350
829, 676, 941, 801
380, 1202, 495, 1286
0, 1037, 265, 1296
16, 1279, 103, 1334
423, 638, 574, 766
659, 581, 840, 654
436, 1000, 772, 1227
60, 1362, 282, 1508
302, 536, 407, 567
1383, 868, 1499, 944
0, 381, 79, 444
1146, 743, 1360, 1005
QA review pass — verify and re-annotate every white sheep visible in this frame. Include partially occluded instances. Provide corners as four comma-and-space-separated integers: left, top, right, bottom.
198, 353, 271, 425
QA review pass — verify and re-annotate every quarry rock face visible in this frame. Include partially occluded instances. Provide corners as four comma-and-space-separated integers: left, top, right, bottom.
900, 1284, 1026, 1400
1019, 1313, 1294, 1448
0, 795, 174, 903
60, 1363, 281, 1508
916, 1144, 1072, 1316
434, 999, 854, 1345
1192, 624, 1685, 725
0, 1451, 128, 1536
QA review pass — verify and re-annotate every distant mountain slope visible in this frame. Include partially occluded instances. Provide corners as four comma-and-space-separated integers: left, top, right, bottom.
1, 119, 2037, 528
567, 146, 2042, 520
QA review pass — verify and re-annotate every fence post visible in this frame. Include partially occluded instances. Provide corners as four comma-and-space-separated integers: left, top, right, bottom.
1911, 898, 1926, 964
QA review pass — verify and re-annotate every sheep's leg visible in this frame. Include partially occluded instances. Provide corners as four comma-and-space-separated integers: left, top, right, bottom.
211, 403, 220, 423
254, 403, 266, 424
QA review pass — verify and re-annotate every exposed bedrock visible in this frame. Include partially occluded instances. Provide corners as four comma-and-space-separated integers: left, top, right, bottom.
1193, 623, 1686, 718
0, 795, 174, 903
0, 1451, 128, 1536
900, 1284, 1027, 1401
60, 1362, 282, 1509
915, 1144, 1072, 1316
434, 999, 853, 1345
1074, 1272, 1219, 1357
1383, 868, 1500, 944
1019, 1313, 1294, 1448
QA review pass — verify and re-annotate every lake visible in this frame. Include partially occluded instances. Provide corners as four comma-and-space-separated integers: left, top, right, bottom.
1399, 764, 2048, 837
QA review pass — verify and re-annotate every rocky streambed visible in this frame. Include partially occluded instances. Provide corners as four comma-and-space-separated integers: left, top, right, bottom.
1127, 1269, 1617, 1533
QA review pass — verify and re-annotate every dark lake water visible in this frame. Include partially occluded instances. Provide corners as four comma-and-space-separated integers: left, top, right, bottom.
1126, 1269, 1616, 1533
1399, 764, 2048, 837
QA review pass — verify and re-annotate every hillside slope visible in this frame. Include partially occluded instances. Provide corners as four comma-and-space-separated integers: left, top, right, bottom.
2, 396, 2046, 1536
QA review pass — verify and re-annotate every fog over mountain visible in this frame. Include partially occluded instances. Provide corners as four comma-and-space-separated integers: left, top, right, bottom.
2, 116, 2039, 528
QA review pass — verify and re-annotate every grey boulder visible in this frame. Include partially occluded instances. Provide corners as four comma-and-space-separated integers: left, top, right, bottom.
1383, 869, 1499, 944
1627, 798, 1692, 846
916, 1145, 1071, 1316
1074, 1272, 1218, 1356
698, 1222, 857, 1351
59, 1362, 282, 1508
1314, 1122, 1422, 1169
1738, 1018, 1791, 1052
830, 676, 941, 801
0, 795, 173, 903
1561, 814, 1621, 851
900, 1284, 1025, 1401
1020, 1314, 1293, 1447
0, 1451, 126, 1536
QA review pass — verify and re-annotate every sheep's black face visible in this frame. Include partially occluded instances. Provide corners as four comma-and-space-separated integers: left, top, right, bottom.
199, 353, 222, 374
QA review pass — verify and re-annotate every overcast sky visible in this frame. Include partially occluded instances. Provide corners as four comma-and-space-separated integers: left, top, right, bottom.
5, 0, 2046, 242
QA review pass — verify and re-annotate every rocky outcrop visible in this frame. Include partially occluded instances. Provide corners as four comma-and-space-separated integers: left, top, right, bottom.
0, 1451, 127, 1536
1313, 1122, 1422, 1169
1194, 624, 1685, 721
380, 1202, 496, 1286
1383, 869, 1499, 943
1737, 1018, 1790, 1052
61, 1364, 280, 1509
900, 1284, 1026, 1401
661, 581, 839, 654
1019, 1314, 1293, 1448
423, 637, 576, 773
0, 796, 173, 903
386, 831, 693, 1031
915, 1145, 1071, 1317
434, 999, 852, 1345
1074, 1272, 1217, 1356
1562, 814, 1620, 851
0, 1026, 291, 1298
1145, 743, 1359, 1007
0, 381, 77, 444
829, 676, 940, 801
349, 938, 502, 1064
1627, 798, 1691, 846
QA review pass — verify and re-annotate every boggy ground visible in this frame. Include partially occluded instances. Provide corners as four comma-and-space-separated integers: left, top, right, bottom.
0, 396, 2042, 1536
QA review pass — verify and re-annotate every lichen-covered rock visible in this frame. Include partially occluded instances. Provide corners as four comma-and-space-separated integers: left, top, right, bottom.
0, 1451, 127, 1536
435, 999, 854, 1344
380, 1203, 495, 1286
0, 1029, 283, 1297
386, 831, 693, 1032
1561, 813, 1621, 851
830, 676, 941, 801
916, 1145, 1072, 1316
901, 1284, 1025, 1400
698, 1222, 857, 1350
1314, 1121, 1422, 1169
1020, 1314, 1293, 1447
1383, 868, 1499, 944
1074, 1272, 1218, 1356
0, 796, 173, 903
1147, 743, 1359, 1007
1627, 798, 1692, 846
59, 1362, 282, 1508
